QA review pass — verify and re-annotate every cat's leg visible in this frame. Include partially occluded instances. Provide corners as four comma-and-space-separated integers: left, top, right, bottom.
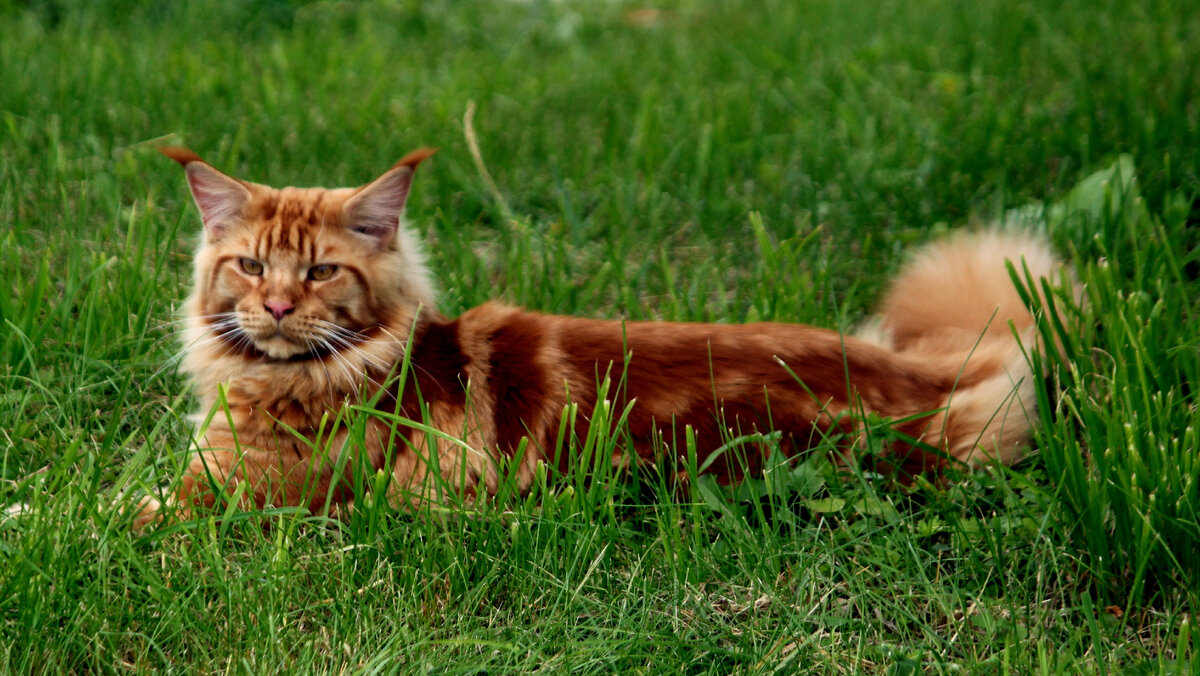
386, 428, 498, 508
131, 432, 346, 527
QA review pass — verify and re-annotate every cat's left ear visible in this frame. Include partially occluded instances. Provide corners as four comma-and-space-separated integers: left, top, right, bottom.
160, 146, 253, 242
343, 148, 438, 248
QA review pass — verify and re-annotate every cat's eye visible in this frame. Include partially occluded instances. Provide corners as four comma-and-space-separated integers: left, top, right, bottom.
308, 264, 337, 281
240, 258, 264, 275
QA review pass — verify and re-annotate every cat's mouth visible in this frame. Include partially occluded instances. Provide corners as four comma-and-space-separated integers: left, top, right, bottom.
252, 325, 364, 363
207, 312, 361, 362
211, 319, 317, 360
253, 332, 318, 360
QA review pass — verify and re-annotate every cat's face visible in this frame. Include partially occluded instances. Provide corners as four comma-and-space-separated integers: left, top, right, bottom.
197, 186, 385, 360
166, 148, 436, 361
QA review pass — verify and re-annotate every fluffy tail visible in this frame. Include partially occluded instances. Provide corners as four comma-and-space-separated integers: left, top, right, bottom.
861, 229, 1071, 466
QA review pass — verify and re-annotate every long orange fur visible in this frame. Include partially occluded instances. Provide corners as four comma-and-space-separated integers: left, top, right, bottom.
146, 147, 1069, 523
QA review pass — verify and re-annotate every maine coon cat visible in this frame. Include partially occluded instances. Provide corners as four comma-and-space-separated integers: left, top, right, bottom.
147, 146, 1067, 522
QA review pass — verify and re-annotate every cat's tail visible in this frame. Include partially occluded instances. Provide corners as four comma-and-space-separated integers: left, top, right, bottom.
859, 229, 1072, 466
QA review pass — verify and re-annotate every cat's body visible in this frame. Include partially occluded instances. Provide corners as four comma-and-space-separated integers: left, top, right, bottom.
154, 146, 1066, 520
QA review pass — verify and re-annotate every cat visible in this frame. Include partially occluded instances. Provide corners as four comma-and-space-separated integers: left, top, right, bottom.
143, 145, 1069, 524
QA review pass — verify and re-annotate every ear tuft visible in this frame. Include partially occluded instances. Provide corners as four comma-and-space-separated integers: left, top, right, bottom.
343, 148, 437, 248
393, 147, 439, 171
159, 146, 205, 167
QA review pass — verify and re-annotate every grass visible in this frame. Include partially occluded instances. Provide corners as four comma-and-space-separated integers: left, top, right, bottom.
1, 0, 1199, 672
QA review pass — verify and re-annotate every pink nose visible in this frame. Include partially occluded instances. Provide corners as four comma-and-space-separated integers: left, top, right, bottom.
264, 301, 295, 321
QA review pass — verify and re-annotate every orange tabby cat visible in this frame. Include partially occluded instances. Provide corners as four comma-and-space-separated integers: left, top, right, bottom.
148, 146, 1067, 523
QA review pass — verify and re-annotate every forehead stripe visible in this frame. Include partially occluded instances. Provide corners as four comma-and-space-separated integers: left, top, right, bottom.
303, 227, 315, 261
289, 221, 304, 250
207, 254, 240, 296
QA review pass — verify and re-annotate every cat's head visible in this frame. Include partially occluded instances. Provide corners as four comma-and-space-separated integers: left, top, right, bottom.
164, 147, 437, 362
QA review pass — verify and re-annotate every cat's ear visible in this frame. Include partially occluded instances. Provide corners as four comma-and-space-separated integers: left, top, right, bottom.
160, 146, 252, 241
343, 148, 438, 248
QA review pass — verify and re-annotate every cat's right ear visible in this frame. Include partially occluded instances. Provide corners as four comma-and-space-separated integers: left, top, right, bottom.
343, 148, 438, 249
160, 146, 252, 241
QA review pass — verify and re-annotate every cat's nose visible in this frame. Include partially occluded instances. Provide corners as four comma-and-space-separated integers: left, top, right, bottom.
264, 301, 295, 321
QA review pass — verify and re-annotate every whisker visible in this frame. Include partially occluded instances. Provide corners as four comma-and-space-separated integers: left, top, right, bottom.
155, 312, 239, 327
180, 326, 243, 353
374, 324, 437, 383
324, 341, 360, 396
155, 318, 240, 349
324, 336, 391, 374
313, 340, 341, 405
207, 326, 254, 364
312, 321, 394, 372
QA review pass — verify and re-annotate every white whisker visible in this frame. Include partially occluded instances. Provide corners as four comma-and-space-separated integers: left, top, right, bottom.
323, 341, 361, 396
156, 312, 238, 328
374, 323, 436, 384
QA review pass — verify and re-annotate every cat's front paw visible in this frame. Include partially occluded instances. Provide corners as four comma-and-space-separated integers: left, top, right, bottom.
128, 495, 166, 531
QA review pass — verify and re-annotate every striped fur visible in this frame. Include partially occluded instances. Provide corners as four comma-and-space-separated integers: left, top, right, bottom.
149, 147, 1071, 522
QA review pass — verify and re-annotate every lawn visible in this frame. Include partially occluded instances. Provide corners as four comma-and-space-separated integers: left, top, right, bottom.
2, 0, 1199, 672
